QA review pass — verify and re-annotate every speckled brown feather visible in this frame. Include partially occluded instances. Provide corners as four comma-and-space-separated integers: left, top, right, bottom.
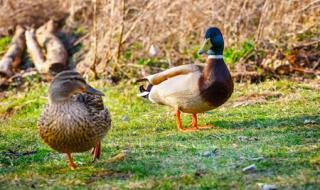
37, 92, 111, 153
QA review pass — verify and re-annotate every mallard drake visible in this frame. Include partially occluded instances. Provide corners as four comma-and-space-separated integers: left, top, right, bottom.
138, 27, 233, 132
37, 71, 111, 168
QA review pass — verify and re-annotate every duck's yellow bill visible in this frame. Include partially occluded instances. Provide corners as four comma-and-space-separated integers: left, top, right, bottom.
198, 38, 213, 54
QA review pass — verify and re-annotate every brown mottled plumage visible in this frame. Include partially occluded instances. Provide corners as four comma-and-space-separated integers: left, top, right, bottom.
37, 70, 111, 169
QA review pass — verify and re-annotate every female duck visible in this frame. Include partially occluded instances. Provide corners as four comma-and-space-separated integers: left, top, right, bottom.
138, 27, 233, 131
38, 71, 111, 168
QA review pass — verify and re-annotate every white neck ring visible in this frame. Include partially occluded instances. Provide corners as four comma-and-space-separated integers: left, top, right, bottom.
208, 55, 223, 59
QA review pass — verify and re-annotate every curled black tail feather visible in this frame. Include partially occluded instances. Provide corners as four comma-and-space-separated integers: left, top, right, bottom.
139, 85, 146, 92
138, 84, 153, 98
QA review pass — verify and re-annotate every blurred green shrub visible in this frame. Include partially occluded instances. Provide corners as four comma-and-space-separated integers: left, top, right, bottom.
0, 36, 12, 52
224, 39, 255, 65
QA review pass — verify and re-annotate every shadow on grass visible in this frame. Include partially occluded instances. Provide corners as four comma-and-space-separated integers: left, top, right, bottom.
215, 114, 319, 129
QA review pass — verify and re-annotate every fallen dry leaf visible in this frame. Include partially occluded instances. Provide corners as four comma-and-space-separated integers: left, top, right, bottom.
105, 149, 130, 163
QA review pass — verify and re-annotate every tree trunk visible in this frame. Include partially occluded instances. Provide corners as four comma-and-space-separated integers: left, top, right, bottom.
0, 25, 26, 77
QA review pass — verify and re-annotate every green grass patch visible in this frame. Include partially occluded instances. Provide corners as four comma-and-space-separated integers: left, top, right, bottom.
224, 39, 256, 65
0, 36, 12, 52
0, 79, 319, 189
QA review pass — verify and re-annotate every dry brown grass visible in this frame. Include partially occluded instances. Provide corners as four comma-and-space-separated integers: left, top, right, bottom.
0, 0, 70, 34
0, 0, 319, 77
82, 0, 320, 77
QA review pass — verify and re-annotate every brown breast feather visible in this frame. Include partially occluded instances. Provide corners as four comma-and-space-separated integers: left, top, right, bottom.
198, 59, 234, 107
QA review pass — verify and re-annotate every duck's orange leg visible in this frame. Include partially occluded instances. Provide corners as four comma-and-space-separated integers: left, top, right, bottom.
92, 142, 101, 162
66, 153, 77, 169
176, 110, 198, 132
192, 113, 213, 129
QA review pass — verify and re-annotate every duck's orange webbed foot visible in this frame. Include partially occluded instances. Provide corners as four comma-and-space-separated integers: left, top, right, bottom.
191, 113, 214, 130
179, 127, 199, 132
175, 110, 199, 132
66, 153, 77, 169
197, 125, 214, 129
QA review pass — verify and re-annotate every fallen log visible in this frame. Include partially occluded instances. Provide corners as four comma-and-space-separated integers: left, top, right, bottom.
0, 25, 26, 77
25, 29, 46, 73
35, 20, 68, 76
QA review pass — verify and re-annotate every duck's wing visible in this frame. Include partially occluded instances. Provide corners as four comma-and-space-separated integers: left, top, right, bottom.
142, 64, 203, 85
76, 93, 104, 112
138, 64, 204, 98
76, 93, 111, 131
148, 71, 214, 113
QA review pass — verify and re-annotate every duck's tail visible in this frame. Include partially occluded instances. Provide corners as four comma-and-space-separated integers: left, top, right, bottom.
137, 80, 153, 99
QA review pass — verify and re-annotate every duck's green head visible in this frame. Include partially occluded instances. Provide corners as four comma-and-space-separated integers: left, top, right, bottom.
198, 27, 224, 56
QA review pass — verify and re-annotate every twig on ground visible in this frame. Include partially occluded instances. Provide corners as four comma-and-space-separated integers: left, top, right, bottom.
1, 150, 37, 157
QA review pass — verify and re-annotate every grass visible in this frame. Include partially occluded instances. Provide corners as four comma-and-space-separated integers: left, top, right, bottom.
0, 79, 319, 189
224, 39, 256, 66
0, 36, 11, 53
